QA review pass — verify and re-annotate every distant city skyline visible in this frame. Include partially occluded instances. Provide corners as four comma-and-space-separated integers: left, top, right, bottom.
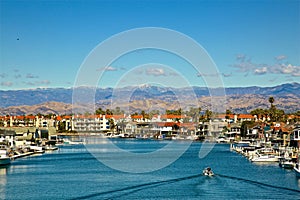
0, 0, 299, 90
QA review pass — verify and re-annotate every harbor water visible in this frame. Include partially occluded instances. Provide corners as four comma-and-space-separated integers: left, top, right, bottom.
1, 138, 299, 199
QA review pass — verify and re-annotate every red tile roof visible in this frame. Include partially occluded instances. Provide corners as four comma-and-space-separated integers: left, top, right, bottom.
131, 115, 143, 119
160, 114, 185, 119
155, 122, 180, 127
237, 114, 254, 119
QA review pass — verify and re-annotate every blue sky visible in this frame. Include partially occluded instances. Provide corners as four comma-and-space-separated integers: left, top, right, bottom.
0, 0, 299, 90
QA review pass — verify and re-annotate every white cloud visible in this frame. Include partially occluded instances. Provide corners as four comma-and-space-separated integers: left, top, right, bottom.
292, 72, 300, 77
146, 68, 166, 76
26, 73, 39, 78
232, 60, 256, 73
23, 80, 51, 86
38, 80, 51, 85
197, 72, 220, 77
222, 73, 232, 77
275, 55, 287, 61
236, 54, 246, 62
97, 66, 117, 71
280, 64, 300, 76
232, 54, 300, 77
1, 81, 13, 87
254, 67, 267, 75
23, 81, 35, 86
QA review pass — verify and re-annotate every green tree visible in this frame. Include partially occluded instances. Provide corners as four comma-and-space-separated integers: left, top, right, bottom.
149, 110, 160, 119
273, 109, 285, 122
268, 96, 276, 121
187, 107, 201, 123
84, 112, 91, 116
140, 110, 150, 119
105, 109, 113, 115
205, 110, 212, 121
269, 96, 275, 107
58, 121, 66, 132
165, 108, 182, 115
240, 121, 255, 138
108, 118, 116, 132
95, 107, 105, 115
131, 112, 139, 116
113, 107, 124, 115
250, 108, 266, 120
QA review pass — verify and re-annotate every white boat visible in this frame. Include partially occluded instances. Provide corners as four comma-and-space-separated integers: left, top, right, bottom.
216, 136, 230, 143
44, 145, 58, 151
279, 157, 295, 169
279, 151, 295, 169
30, 145, 45, 154
0, 147, 11, 166
63, 138, 84, 145
250, 153, 280, 162
202, 167, 214, 176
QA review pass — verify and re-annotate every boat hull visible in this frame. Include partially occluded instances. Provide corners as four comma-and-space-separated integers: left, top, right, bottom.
0, 157, 11, 166
251, 156, 279, 162
295, 167, 300, 177
279, 158, 295, 169
280, 163, 295, 169
295, 164, 300, 177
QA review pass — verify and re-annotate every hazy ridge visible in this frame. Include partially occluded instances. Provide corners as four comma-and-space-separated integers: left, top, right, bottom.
0, 83, 299, 115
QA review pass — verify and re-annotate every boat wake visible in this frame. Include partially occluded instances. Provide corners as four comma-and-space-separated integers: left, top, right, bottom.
69, 174, 202, 200
217, 174, 300, 194
70, 173, 300, 200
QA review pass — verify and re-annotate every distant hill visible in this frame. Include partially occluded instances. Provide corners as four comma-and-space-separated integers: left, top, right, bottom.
0, 83, 299, 115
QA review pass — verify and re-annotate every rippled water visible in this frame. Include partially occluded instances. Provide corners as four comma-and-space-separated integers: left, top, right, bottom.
1, 138, 299, 199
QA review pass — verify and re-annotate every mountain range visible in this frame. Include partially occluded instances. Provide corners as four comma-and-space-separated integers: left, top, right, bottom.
0, 82, 299, 115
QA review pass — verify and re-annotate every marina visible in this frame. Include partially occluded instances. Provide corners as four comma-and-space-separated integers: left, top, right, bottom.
1, 0, 299, 199
0, 140, 299, 199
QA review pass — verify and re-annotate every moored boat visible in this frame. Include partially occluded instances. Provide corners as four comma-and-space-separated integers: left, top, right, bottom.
294, 153, 300, 177
63, 138, 84, 145
0, 146, 11, 166
250, 153, 280, 162
279, 157, 295, 169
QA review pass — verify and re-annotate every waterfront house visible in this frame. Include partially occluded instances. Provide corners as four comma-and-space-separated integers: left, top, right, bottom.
290, 124, 300, 148
226, 124, 241, 141
130, 115, 144, 123
73, 114, 111, 133
198, 120, 227, 138
0, 129, 16, 147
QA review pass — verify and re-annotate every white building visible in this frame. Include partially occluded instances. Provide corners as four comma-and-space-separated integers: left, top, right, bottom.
73, 115, 111, 132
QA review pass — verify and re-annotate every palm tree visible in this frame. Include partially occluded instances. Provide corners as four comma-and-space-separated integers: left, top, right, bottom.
269, 96, 275, 108
187, 107, 201, 123
268, 96, 276, 121
108, 118, 115, 133
205, 110, 212, 121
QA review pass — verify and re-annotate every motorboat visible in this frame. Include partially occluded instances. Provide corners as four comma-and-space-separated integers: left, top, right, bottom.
216, 136, 230, 143
0, 146, 11, 166
250, 153, 280, 162
30, 145, 45, 154
202, 167, 214, 176
279, 157, 295, 169
43, 145, 58, 151
63, 138, 84, 145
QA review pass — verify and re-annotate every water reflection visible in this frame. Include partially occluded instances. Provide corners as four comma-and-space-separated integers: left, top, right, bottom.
0, 166, 9, 200
297, 178, 300, 188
